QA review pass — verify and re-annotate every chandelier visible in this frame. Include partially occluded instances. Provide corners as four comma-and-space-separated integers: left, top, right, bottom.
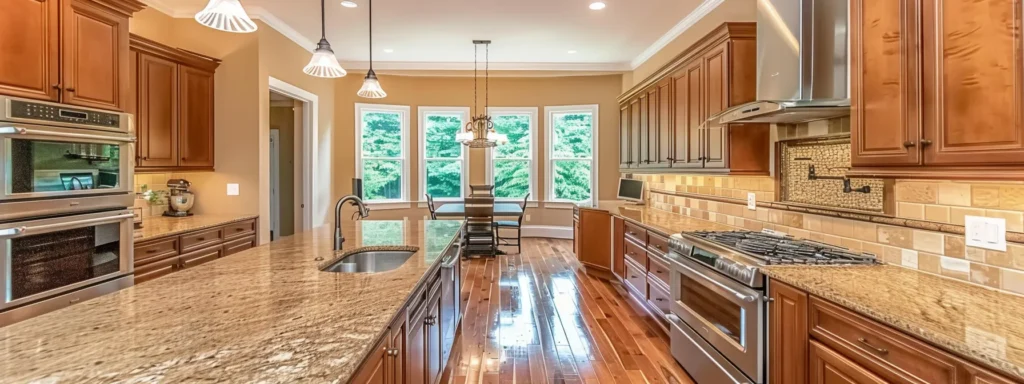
456, 40, 508, 148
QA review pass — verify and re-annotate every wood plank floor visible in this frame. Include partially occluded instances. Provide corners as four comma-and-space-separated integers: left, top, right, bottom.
446, 238, 696, 384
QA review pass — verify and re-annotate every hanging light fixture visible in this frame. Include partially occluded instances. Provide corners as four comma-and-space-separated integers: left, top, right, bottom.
304, 0, 347, 78
356, 0, 386, 98
195, 0, 258, 33
456, 40, 508, 148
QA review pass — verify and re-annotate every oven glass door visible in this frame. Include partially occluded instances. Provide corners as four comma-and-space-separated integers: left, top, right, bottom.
672, 256, 763, 381
0, 124, 134, 200
1, 210, 134, 310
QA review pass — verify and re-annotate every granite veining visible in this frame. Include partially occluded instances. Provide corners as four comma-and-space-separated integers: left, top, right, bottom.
584, 200, 733, 235
763, 265, 1024, 380
0, 218, 464, 383
135, 214, 260, 242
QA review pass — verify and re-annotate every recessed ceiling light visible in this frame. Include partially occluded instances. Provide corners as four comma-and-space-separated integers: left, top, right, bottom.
567, 50, 578, 54
340, 1, 358, 8
383, 48, 394, 53
589, 2, 606, 10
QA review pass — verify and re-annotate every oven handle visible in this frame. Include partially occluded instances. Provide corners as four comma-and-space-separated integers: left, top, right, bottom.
0, 126, 135, 143
0, 213, 135, 239
676, 260, 760, 303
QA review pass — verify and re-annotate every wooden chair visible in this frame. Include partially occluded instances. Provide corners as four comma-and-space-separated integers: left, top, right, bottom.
425, 194, 438, 220
463, 196, 497, 258
469, 184, 495, 197
495, 193, 529, 254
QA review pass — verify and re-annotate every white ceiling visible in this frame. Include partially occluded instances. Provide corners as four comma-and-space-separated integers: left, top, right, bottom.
144, 0, 726, 71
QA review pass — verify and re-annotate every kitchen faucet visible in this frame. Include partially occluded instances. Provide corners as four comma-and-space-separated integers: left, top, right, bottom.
334, 195, 370, 251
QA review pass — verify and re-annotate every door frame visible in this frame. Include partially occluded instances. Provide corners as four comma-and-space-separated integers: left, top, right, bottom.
268, 77, 319, 232
269, 128, 281, 240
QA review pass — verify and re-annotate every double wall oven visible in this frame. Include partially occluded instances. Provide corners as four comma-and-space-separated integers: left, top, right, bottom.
0, 96, 135, 325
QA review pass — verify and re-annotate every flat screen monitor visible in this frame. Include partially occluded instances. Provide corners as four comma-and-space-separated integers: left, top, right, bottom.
617, 178, 645, 202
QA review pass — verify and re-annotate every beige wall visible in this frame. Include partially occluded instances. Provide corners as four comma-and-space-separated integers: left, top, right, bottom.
332, 74, 622, 227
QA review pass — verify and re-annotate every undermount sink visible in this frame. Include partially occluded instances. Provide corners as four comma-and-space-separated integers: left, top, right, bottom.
322, 250, 415, 273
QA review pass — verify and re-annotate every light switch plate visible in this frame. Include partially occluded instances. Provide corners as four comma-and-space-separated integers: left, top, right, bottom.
747, 193, 757, 210
965, 215, 1006, 252
227, 183, 240, 196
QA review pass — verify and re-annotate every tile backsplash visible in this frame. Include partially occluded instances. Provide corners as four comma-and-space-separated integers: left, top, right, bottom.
780, 137, 886, 213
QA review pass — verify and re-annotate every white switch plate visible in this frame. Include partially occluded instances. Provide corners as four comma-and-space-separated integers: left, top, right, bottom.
227, 183, 240, 196
747, 192, 757, 210
524, 215, 531, 222
965, 215, 1006, 252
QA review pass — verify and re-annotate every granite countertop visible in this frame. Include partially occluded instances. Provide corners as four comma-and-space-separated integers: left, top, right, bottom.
764, 265, 1024, 380
0, 218, 464, 383
582, 200, 734, 235
135, 214, 260, 242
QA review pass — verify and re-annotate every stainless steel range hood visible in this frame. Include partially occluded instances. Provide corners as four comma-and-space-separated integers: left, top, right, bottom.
719, 0, 849, 125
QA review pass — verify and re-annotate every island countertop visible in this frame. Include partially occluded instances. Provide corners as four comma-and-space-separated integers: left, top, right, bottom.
0, 218, 464, 383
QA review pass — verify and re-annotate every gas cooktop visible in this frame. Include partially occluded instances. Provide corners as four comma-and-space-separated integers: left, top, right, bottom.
686, 230, 879, 265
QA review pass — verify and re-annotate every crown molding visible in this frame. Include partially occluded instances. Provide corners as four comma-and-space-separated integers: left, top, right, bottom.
630, 0, 725, 70
141, 0, 190, 17
247, 6, 318, 53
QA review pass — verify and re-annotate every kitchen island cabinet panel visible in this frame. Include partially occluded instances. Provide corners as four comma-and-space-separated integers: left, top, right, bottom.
352, 336, 388, 384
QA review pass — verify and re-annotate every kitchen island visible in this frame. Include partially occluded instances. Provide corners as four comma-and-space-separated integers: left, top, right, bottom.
0, 218, 464, 383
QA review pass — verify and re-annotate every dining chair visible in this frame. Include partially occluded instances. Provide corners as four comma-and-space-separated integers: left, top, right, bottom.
469, 184, 495, 197
463, 196, 497, 258
425, 194, 438, 220
495, 193, 529, 254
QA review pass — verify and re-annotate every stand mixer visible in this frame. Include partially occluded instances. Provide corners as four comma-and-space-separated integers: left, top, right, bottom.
163, 179, 195, 217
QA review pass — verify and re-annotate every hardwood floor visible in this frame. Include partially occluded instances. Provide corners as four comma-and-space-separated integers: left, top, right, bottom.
447, 238, 695, 384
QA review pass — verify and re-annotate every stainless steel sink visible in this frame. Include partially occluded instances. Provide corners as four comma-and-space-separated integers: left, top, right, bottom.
322, 250, 415, 273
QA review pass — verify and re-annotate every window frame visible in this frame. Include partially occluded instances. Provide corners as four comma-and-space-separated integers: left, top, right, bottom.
485, 107, 539, 202
418, 106, 471, 202
545, 104, 600, 204
354, 103, 411, 204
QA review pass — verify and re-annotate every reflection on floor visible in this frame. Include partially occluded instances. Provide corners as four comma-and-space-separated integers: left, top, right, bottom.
447, 238, 695, 384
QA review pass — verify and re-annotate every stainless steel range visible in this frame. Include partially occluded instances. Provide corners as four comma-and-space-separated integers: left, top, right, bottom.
664, 230, 878, 384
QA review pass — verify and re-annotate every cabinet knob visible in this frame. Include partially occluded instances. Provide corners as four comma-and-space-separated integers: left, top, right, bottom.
65, 87, 75, 92
142, 156, 149, 160
386, 348, 400, 357
181, 157, 187, 161
51, 84, 62, 90
902, 141, 916, 148
920, 139, 933, 146
665, 157, 675, 161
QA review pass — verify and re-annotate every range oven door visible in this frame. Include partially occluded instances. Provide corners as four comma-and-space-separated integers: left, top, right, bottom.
0, 124, 134, 202
670, 255, 765, 383
0, 210, 135, 312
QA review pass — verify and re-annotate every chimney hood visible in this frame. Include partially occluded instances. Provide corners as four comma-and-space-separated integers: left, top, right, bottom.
718, 0, 849, 125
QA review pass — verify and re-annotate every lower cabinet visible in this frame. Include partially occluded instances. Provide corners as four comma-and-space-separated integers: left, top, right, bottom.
770, 279, 809, 384
133, 218, 257, 284
571, 207, 613, 278
809, 340, 887, 384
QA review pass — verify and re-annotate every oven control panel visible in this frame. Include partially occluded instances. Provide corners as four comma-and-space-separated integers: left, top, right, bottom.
9, 100, 121, 129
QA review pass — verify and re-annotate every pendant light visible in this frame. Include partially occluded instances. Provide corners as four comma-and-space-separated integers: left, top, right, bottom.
304, 0, 347, 78
195, 0, 258, 33
456, 40, 508, 148
357, 0, 386, 98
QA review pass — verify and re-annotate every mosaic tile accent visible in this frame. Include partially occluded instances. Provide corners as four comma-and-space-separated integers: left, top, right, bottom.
780, 138, 886, 212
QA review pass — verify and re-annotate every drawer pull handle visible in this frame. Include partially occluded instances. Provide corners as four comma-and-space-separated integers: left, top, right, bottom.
631, 275, 639, 279
146, 249, 157, 254
656, 270, 664, 274
857, 338, 889, 356
655, 298, 665, 302
197, 237, 205, 241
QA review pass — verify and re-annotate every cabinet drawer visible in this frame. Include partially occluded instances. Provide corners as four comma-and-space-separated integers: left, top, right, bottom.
809, 297, 961, 384
180, 227, 224, 253
223, 219, 256, 240
180, 245, 223, 269
624, 239, 647, 269
647, 280, 671, 316
647, 253, 671, 288
624, 221, 648, 245
135, 237, 179, 264
222, 235, 256, 256
134, 255, 179, 284
647, 231, 669, 255
624, 260, 647, 299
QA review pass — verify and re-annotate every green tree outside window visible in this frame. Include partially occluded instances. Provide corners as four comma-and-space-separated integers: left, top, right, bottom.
361, 110, 405, 201
550, 111, 594, 202
423, 113, 464, 199
491, 114, 532, 199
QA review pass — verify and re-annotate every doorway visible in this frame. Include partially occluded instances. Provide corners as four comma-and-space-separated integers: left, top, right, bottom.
269, 91, 300, 241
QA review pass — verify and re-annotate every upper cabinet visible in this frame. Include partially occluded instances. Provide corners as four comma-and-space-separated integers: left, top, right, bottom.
0, 0, 143, 111
618, 23, 770, 175
850, 0, 1024, 179
130, 34, 219, 172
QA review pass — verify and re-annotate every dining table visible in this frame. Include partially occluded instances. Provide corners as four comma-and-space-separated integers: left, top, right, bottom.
433, 202, 524, 218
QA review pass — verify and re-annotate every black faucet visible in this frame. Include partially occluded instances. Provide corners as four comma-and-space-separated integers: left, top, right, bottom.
334, 195, 370, 251
808, 165, 871, 194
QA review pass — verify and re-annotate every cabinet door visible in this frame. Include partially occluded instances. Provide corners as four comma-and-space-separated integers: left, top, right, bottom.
179, 66, 215, 168
850, 0, 922, 166
770, 280, 809, 384
137, 53, 179, 168
352, 335, 388, 384
703, 44, 728, 169
426, 295, 442, 384
638, 94, 651, 166
389, 316, 407, 384
922, 0, 1024, 165
61, 0, 129, 111
407, 309, 426, 384
619, 105, 631, 168
612, 217, 625, 279
671, 70, 691, 166
656, 81, 672, 165
0, 0, 60, 101
684, 61, 705, 166
629, 99, 642, 167
640, 88, 662, 168
809, 341, 888, 384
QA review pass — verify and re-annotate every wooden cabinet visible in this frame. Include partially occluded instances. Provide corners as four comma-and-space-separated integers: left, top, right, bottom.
130, 34, 219, 172
0, 0, 142, 110
850, 0, 1024, 179
617, 23, 769, 175
810, 341, 888, 384
612, 217, 625, 279
571, 207, 613, 279
619, 105, 631, 168
770, 279, 809, 384
352, 336, 389, 384
406, 303, 426, 384
133, 218, 257, 284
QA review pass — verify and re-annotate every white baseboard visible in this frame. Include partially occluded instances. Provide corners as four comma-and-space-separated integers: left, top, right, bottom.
518, 225, 573, 239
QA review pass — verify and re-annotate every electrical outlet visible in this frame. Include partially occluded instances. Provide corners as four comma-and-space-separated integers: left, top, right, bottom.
227, 183, 239, 196
965, 216, 1006, 252
524, 215, 531, 222
747, 192, 757, 210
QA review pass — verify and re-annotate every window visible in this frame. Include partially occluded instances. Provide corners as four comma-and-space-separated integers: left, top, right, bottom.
355, 103, 410, 202
486, 107, 538, 200
546, 105, 598, 203
418, 107, 469, 201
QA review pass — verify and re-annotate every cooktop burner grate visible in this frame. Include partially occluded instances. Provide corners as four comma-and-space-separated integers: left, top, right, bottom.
688, 231, 879, 265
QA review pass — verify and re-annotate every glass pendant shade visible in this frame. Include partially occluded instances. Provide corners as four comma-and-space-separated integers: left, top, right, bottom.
304, 39, 347, 78
195, 0, 258, 33
357, 70, 387, 98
